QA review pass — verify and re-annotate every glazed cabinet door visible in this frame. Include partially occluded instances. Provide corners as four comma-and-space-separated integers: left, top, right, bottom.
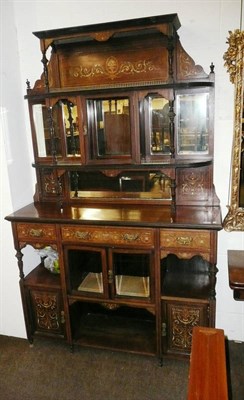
108, 248, 154, 302
64, 245, 155, 304
64, 246, 108, 298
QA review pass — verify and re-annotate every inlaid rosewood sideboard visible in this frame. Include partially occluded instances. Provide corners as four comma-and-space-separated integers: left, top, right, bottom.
6, 14, 222, 361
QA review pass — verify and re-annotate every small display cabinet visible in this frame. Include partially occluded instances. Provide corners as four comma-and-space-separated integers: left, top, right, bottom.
6, 14, 222, 361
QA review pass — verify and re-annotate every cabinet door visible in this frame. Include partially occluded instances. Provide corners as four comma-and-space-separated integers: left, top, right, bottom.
161, 298, 209, 356
109, 248, 154, 302
65, 246, 108, 298
29, 289, 65, 337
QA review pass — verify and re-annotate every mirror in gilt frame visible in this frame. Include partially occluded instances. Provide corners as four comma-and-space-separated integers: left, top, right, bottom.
223, 29, 244, 231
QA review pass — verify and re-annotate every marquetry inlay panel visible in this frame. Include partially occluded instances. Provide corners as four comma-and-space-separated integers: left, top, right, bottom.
58, 41, 168, 89
31, 291, 61, 332
163, 300, 209, 354
160, 229, 210, 251
176, 41, 208, 80
171, 305, 201, 350
61, 225, 154, 247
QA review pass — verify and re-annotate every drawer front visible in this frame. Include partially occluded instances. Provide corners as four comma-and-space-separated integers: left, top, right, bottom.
61, 225, 155, 247
160, 230, 210, 251
17, 223, 57, 241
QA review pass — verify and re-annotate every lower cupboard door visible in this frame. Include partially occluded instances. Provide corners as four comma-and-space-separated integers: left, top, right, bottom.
161, 298, 210, 357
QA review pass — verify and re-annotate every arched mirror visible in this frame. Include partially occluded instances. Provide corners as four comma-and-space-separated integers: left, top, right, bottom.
223, 29, 244, 231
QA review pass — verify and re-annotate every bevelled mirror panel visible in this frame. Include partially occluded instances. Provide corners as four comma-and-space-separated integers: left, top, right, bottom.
33, 100, 80, 158
69, 170, 172, 201
87, 98, 131, 159
150, 97, 170, 154
177, 93, 209, 155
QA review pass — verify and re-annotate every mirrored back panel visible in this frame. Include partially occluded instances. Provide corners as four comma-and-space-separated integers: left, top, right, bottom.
69, 170, 172, 202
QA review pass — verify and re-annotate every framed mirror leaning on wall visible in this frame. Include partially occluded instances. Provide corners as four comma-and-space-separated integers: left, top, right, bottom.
223, 29, 244, 231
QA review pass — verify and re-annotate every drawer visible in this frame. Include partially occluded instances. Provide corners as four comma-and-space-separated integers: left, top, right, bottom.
160, 229, 210, 251
61, 225, 155, 247
17, 223, 57, 241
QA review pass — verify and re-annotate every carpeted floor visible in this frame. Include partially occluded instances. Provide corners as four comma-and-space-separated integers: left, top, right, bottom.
0, 335, 243, 400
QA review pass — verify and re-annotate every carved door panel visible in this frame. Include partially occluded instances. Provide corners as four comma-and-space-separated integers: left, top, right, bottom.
161, 298, 209, 356
29, 289, 65, 337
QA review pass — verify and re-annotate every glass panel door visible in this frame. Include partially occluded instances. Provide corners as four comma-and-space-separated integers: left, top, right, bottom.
66, 247, 106, 297
110, 250, 152, 299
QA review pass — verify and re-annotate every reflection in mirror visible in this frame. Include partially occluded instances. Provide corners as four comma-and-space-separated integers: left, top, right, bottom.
177, 93, 209, 154
87, 98, 131, 158
33, 103, 59, 157
69, 170, 172, 201
223, 29, 244, 231
61, 100, 80, 156
150, 97, 170, 154
32, 100, 80, 158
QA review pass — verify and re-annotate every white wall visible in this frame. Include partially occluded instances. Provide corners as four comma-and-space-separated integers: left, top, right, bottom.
1, 0, 243, 341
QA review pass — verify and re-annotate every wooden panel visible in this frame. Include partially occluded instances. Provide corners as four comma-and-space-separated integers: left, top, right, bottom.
17, 223, 57, 241
160, 229, 210, 250
61, 225, 155, 247
57, 35, 168, 89
187, 327, 228, 400
176, 166, 212, 205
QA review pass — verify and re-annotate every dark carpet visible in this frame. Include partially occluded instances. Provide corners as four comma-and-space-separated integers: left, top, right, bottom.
0, 335, 243, 400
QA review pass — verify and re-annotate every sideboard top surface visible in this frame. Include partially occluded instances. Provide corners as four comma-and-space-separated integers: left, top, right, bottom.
5, 202, 222, 230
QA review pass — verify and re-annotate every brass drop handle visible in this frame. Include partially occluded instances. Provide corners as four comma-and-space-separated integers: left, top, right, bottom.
176, 236, 193, 246
122, 233, 139, 242
29, 228, 43, 237
75, 231, 90, 240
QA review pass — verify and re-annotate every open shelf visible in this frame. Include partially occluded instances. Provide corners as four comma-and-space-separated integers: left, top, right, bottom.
161, 254, 212, 300
70, 302, 156, 355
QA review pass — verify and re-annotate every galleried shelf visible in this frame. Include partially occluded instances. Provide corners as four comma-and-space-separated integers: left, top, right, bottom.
6, 14, 222, 361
